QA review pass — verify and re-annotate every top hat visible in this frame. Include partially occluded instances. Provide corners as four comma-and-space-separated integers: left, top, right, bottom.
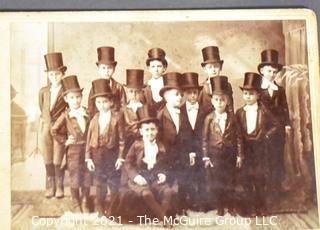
146, 48, 168, 67
181, 72, 203, 90
136, 105, 159, 125
62, 75, 83, 95
201, 46, 224, 67
240, 72, 262, 91
44, 52, 67, 73
124, 69, 146, 89
210, 76, 229, 95
90, 78, 113, 99
96, 46, 117, 66
159, 72, 183, 97
257, 49, 283, 73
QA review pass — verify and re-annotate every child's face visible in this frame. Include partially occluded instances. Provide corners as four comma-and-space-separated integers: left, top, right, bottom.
64, 91, 82, 109
164, 89, 182, 108
48, 70, 64, 87
203, 63, 221, 78
95, 96, 113, 112
242, 89, 259, 105
260, 65, 278, 81
139, 122, 158, 142
148, 60, 166, 79
211, 94, 228, 113
126, 87, 141, 102
98, 63, 115, 79
185, 88, 199, 105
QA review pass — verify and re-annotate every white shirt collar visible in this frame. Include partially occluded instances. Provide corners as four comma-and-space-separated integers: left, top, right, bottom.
69, 107, 87, 118
261, 77, 278, 91
244, 102, 258, 112
127, 101, 143, 112
186, 101, 199, 111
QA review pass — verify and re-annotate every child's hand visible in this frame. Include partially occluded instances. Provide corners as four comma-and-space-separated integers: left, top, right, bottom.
65, 135, 75, 146
134, 174, 147, 186
86, 159, 95, 171
204, 159, 214, 168
189, 152, 196, 166
115, 158, 125, 170
236, 156, 243, 168
157, 173, 166, 184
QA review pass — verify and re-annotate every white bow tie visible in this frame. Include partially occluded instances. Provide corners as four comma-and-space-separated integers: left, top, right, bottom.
215, 112, 227, 121
69, 107, 87, 118
172, 108, 180, 114
187, 104, 199, 112
244, 104, 258, 112
127, 101, 143, 112
261, 78, 278, 91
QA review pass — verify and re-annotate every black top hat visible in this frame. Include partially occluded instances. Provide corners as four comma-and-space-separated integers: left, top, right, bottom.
257, 49, 283, 73
96, 46, 117, 66
210, 76, 229, 95
159, 72, 183, 97
124, 69, 146, 89
137, 105, 159, 125
181, 72, 203, 90
44, 52, 67, 73
146, 48, 168, 67
62, 75, 83, 95
201, 46, 224, 67
240, 72, 262, 91
90, 78, 113, 99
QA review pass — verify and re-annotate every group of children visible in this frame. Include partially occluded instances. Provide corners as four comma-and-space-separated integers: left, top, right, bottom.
38, 46, 290, 221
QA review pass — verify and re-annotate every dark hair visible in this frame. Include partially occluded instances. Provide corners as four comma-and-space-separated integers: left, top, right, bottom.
146, 58, 168, 68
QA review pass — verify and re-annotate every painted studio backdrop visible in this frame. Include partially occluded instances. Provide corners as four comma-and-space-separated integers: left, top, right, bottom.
11, 20, 314, 215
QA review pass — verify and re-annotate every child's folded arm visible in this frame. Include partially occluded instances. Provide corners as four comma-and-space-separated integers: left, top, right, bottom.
50, 112, 67, 144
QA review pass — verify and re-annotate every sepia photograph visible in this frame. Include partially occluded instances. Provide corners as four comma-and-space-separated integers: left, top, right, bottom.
1, 9, 319, 229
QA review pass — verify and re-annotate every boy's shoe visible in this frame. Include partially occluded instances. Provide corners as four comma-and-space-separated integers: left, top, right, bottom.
55, 176, 64, 198
45, 176, 56, 198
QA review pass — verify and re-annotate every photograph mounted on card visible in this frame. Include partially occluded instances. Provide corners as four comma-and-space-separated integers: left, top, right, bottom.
0, 9, 319, 229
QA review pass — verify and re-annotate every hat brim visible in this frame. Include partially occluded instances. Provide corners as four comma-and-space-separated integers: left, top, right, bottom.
201, 60, 224, 67
146, 58, 168, 67
239, 86, 261, 91
211, 90, 229, 95
63, 88, 83, 96
96, 61, 117, 66
45, 66, 67, 73
182, 85, 203, 90
257, 62, 283, 73
137, 118, 159, 126
123, 84, 147, 89
159, 86, 182, 97
90, 92, 113, 100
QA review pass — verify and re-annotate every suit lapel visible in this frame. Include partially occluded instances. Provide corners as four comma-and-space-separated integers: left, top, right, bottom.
51, 87, 64, 111
163, 107, 178, 135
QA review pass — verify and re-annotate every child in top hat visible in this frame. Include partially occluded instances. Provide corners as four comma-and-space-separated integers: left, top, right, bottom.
258, 49, 290, 196
180, 72, 210, 211
51, 75, 91, 213
88, 46, 126, 118
143, 48, 168, 111
122, 69, 146, 155
202, 76, 242, 216
235, 72, 280, 216
120, 105, 177, 225
199, 46, 234, 113
157, 72, 191, 213
39, 52, 68, 199
85, 78, 125, 216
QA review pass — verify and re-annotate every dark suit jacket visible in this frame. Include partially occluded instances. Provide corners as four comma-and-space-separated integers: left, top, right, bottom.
142, 85, 166, 112
157, 106, 190, 169
198, 79, 234, 114
85, 110, 125, 159
51, 107, 89, 145
202, 111, 242, 159
39, 85, 68, 122
181, 103, 211, 165
124, 140, 169, 182
260, 82, 290, 128
235, 102, 280, 158
88, 78, 127, 119
122, 107, 140, 141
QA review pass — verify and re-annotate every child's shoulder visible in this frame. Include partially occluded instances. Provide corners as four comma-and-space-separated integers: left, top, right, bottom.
39, 85, 50, 93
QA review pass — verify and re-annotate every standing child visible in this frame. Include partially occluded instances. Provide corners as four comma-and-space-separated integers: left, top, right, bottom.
202, 76, 242, 216
180, 72, 210, 211
51, 75, 91, 213
122, 69, 145, 154
258, 49, 290, 196
85, 79, 125, 216
143, 48, 168, 111
88, 46, 126, 118
122, 106, 177, 225
39, 52, 68, 199
235, 72, 279, 216
199, 46, 234, 113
